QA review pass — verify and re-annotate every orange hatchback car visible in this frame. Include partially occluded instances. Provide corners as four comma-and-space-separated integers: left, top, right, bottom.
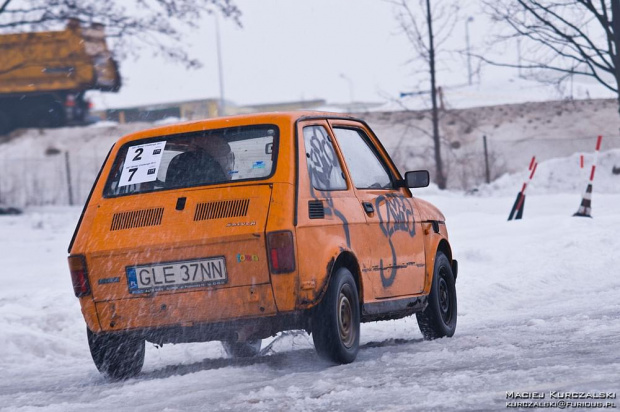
68, 112, 458, 379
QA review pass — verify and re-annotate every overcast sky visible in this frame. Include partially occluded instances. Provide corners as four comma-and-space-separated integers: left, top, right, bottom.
89, 0, 613, 110
89, 0, 475, 109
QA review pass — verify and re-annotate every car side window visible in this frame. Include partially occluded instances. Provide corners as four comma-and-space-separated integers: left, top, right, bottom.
302, 125, 347, 191
333, 128, 393, 189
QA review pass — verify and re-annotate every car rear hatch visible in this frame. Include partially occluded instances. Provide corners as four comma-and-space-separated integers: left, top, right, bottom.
85, 184, 277, 331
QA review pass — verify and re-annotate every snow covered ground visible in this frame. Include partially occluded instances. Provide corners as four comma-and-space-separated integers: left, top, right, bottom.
0, 177, 618, 410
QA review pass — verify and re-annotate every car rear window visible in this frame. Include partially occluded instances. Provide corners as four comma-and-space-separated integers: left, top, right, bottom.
103, 125, 278, 197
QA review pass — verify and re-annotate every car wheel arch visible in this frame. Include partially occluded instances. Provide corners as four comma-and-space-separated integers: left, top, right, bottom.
437, 239, 452, 265
424, 237, 454, 295
313, 250, 363, 308
332, 251, 363, 303
434, 239, 455, 280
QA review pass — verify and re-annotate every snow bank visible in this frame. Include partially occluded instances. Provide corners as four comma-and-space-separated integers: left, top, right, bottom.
0, 123, 150, 206
475, 148, 620, 196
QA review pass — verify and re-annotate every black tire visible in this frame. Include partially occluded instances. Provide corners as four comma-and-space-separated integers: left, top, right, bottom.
311, 267, 360, 364
416, 252, 457, 340
87, 328, 145, 380
33, 101, 65, 128
46, 102, 66, 128
0, 110, 12, 135
221, 339, 262, 358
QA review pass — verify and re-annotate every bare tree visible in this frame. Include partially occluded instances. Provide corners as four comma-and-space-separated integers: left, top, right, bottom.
484, 1, 620, 116
0, 0, 241, 67
390, 0, 459, 189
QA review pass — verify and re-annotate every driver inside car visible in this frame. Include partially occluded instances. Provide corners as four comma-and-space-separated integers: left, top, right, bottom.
195, 136, 236, 179
165, 136, 236, 188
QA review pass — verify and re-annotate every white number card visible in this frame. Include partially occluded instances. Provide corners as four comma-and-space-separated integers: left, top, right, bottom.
119, 141, 166, 187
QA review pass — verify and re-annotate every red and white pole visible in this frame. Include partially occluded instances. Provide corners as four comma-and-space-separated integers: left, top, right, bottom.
508, 156, 537, 220
523, 156, 538, 198
574, 135, 602, 217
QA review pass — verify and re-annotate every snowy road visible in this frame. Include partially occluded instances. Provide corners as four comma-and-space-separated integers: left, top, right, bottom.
1, 193, 619, 411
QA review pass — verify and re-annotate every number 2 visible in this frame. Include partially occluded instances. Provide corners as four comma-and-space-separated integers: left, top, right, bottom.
133, 148, 144, 161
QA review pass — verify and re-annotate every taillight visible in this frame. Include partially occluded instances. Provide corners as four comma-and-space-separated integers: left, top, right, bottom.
68, 255, 91, 297
266, 231, 296, 274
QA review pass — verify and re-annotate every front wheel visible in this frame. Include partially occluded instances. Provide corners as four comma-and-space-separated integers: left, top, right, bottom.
87, 328, 145, 380
311, 267, 360, 364
416, 252, 457, 340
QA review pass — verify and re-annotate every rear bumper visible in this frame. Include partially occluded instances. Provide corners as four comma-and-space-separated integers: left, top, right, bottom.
122, 312, 308, 345
88, 283, 279, 334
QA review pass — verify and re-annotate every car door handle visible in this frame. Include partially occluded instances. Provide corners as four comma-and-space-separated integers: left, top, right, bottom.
362, 202, 374, 214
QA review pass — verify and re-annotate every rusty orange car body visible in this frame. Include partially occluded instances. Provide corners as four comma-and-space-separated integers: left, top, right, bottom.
68, 111, 458, 379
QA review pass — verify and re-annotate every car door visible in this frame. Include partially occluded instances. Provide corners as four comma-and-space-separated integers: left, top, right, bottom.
295, 120, 370, 304
329, 120, 426, 299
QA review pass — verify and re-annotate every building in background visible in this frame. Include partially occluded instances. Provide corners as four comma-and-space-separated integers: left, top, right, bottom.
96, 98, 333, 123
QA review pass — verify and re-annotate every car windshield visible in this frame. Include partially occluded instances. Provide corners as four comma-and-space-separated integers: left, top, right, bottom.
104, 124, 277, 197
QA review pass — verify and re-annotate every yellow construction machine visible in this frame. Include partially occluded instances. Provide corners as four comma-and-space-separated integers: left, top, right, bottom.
0, 19, 121, 134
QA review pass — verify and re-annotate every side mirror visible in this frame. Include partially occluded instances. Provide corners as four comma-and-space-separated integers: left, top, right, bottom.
403, 170, 430, 188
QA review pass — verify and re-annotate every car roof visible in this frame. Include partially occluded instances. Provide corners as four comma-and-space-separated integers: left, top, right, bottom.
115, 111, 361, 146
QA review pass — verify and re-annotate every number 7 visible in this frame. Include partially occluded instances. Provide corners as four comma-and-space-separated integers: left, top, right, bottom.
128, 168, 138, 182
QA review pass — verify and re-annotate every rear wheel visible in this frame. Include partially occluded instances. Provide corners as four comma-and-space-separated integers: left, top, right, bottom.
416, 252, 457, 340
87, 328, 145, 380
311, 267, 360, 364
221, 339, 262, 358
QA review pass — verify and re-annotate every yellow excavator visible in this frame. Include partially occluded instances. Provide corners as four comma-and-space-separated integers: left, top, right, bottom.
0, 19, 121, 134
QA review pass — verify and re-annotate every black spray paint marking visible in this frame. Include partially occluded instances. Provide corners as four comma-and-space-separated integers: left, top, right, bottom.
307, 130, 340, 190
375, 194, 416, 287
305, 126, 351, 247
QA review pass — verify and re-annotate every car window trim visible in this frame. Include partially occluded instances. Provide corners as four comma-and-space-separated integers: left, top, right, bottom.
101, 124, 280, 199
294, 115, 407, 227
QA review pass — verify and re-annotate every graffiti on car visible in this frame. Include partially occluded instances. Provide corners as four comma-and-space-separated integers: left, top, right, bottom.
305, 126, 351, 247
375, 193, 416, 287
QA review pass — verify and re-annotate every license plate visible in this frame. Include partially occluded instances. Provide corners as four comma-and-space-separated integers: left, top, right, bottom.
126, 257, 227, 294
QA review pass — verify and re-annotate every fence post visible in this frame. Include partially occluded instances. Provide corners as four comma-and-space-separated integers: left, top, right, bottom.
483, 135, 490, 184
65, 151, 74, 206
